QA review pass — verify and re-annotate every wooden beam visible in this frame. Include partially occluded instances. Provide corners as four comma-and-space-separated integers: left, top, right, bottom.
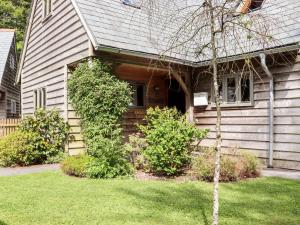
172, 71, 189, 97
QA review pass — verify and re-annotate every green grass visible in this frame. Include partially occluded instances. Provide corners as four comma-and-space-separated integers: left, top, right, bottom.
0, 172, 299, 225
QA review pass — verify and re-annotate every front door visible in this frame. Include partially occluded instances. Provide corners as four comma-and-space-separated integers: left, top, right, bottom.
167, 79, 186, 114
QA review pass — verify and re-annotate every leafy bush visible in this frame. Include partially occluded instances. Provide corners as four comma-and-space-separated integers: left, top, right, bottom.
138, 107, 209, 176
19, 109, 70, 162
0, 131, 41, 167
192, 148, 260, 182
68, 60, 133, 179
61, 155, 92, 177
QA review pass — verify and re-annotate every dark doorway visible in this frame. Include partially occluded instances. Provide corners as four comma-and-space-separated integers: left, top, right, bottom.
167, 79, 186, 113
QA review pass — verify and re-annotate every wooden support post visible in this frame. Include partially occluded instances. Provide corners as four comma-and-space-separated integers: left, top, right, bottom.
172, 71, 194, 123
185, 72, 194, 123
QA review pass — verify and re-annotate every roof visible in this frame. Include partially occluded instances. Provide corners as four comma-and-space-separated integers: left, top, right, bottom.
0, 29, 15, 82
72, 0, 300, 64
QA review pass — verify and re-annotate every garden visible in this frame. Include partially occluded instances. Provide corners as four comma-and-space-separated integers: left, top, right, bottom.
0, 60, 299, 225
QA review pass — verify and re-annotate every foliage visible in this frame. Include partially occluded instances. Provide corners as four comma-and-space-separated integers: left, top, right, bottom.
0, 0, 31, 52
138, 107, 209, 176
18, 108, 70, 162
61, 155, 92, 177
68, 60, 133, 178
125, 133, 148, 170
0, 131, 40, 167
192, 148, 260, 182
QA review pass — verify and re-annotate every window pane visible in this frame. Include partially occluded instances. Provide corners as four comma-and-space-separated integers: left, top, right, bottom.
241, 78, 250, 102
218, 81, 223, 102
227, 78, 236, 102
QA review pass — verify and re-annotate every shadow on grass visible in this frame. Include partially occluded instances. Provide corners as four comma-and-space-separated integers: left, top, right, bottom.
116, 178, 300, 225
117, 183, 211, 225
0, 221, 8, 225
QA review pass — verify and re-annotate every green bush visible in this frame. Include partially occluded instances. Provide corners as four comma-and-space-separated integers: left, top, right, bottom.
19, 109, 70, 162
138, 107, 209, 176
192, 148, 260, 182
0, 131, 41, 167
61, 155, 92, 177
68, 60, 133, 179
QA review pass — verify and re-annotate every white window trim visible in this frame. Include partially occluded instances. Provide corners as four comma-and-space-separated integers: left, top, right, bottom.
34, 88, 47, 110
211, 72, 254, 108
43, 0, 53, 21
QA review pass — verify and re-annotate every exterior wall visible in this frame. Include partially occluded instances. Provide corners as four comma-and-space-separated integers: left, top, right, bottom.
194, 55, 300, 170
1, 36, 20, 118
21, 0, 90, 118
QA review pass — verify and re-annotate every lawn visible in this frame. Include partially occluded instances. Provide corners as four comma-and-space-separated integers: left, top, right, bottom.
0, 172, 299, 225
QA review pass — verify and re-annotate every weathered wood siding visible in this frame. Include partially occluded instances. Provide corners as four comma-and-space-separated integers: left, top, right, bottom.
1, 35, 20, 118
195, 55, 300, 170
21, 0, 90, 119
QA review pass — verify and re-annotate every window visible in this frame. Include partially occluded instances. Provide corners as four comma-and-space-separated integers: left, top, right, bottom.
212, 74, 253, 106
130, 83, 145, 107
34, 88, 46, 110
43, 0, 52, 18
10, 100, 17, 114
122, 0, 141, 9
238, 0, 264, 13
9, 54, 15, 70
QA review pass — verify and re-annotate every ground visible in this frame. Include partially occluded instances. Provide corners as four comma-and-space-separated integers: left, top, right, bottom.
0, 172, 299, 225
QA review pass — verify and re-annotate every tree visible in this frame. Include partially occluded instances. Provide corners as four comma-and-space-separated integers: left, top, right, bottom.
140, 0, 282, 224
0, 0, 31, 53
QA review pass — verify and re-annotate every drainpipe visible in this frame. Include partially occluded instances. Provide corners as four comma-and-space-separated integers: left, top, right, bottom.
259, 53, 274, 168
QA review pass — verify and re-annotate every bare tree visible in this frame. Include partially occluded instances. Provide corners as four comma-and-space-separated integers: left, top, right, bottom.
136, 0, 292, 224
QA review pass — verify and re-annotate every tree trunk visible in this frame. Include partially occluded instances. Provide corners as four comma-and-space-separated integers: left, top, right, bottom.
208, 1, 222, 225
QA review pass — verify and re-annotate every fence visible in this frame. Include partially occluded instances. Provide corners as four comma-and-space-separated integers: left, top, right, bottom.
0, 119, 21, 137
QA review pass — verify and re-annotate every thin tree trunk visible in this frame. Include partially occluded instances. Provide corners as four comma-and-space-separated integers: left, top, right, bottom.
208, 1, 222, 225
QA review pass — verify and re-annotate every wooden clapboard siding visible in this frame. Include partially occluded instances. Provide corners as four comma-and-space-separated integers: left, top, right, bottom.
195, 54, 300, 170
1, 33, 20, 118
21, 0, 90, 118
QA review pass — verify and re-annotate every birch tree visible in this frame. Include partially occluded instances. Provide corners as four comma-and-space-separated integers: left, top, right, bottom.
138, 0, 289, 224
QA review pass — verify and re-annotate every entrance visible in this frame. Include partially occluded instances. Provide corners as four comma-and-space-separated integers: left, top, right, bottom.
167, 79, 186, 113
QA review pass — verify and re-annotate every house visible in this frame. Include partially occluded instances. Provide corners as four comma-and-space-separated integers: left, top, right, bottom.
0, 29, 20, 118
17, 0, 300, 170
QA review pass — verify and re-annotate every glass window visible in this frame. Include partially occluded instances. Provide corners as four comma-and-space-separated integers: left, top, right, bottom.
227, 77, 236, 103
212, 74, 252, 105
44, 0, 52, 17
34, 88, 46, 110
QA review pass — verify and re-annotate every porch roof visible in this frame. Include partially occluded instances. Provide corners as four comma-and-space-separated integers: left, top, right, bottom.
72, 0, 300, 64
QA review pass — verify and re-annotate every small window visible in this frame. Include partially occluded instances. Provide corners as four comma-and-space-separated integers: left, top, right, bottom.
239, 0, 264, 14
43, 0, 52, 18
10, 100, 17, 114
34, 88, 46, 110
212, 74, 253, 106
122, 0, 141, 9
9, 54, 15, 70
130, 83, 145, 107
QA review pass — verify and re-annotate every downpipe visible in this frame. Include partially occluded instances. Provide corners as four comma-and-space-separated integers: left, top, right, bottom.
260, 53, 274, 168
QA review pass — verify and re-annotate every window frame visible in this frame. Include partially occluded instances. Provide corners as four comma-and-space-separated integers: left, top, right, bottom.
10, 100, 17, 114
34, 88, 47, 110
129, 82, 146, 108
43, 0, 53, 21
211, 72, 254, 108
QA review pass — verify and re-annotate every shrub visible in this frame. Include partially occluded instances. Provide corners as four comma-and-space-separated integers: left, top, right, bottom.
192, 148, 260, 182
19, 109, 70, 162
0, 131, 41, 167
138, 107, 209, 176
61, 155, 92, 177
68, 60, 133, 179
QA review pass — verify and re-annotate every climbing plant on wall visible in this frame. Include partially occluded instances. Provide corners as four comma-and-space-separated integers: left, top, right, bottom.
68, 59, 133, 178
